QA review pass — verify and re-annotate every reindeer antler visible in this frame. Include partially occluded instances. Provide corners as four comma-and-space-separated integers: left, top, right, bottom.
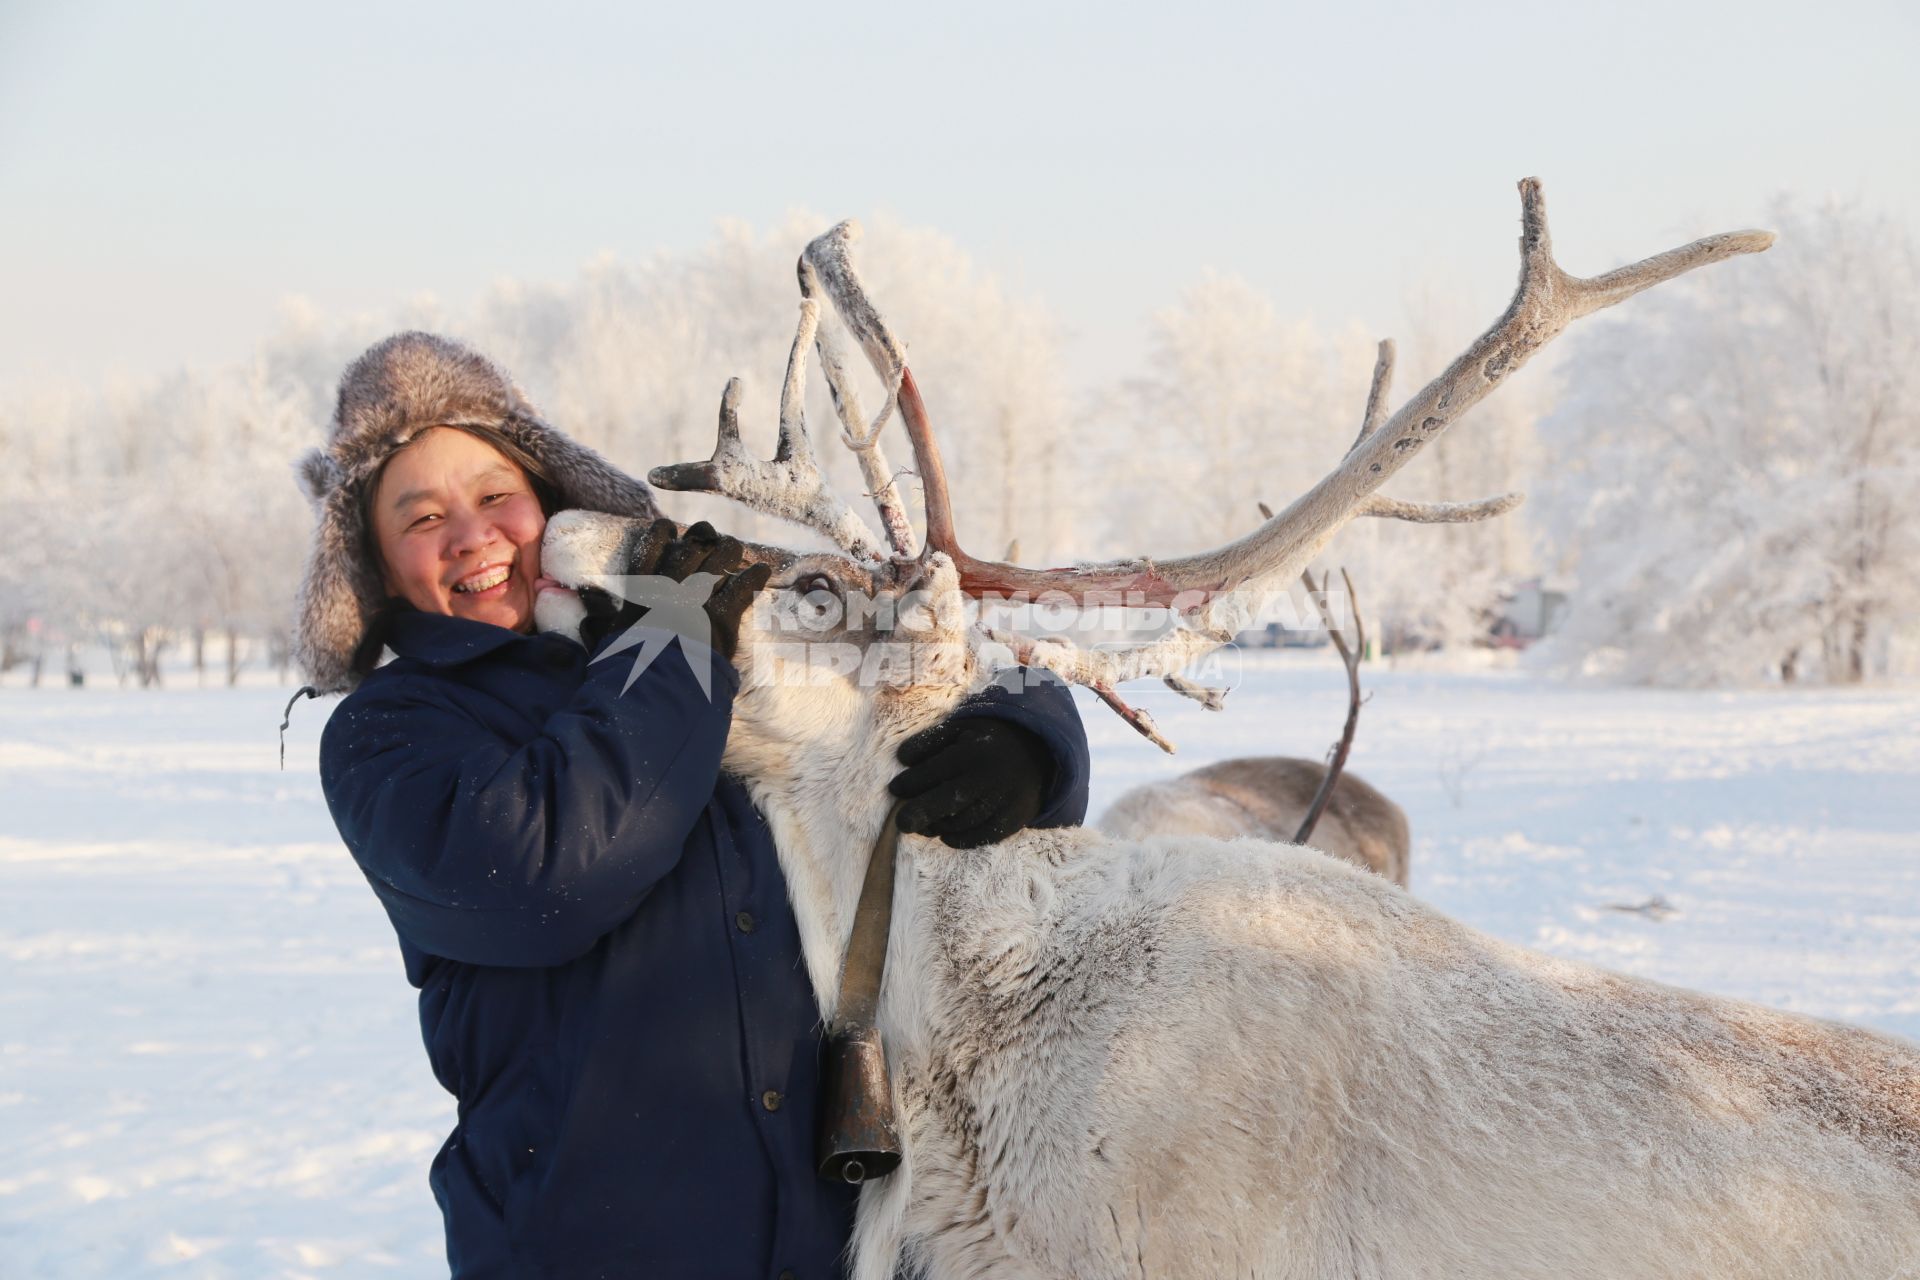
661, 182, 1772, 751
799, 228, 918, 560
648, 300, 888, 563
1293, 566, 1365, 846
802, 179, 1770, 748
1346, 338, 1526, 525
892, 181, 1771, 609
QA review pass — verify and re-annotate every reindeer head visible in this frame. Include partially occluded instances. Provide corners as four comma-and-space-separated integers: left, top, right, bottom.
536, 516, 971, 786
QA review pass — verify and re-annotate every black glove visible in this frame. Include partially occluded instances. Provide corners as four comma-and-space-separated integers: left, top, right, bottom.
700, 558, 773, 661
888, 718, 1053, 848
577, 519, 772, 660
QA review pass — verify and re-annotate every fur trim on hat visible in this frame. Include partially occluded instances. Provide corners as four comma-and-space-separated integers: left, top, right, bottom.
291, 331, 660, 693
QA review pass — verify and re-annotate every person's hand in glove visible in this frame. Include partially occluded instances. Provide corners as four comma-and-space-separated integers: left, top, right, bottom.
575, 518, 772, 660
888, 718, 1054, 848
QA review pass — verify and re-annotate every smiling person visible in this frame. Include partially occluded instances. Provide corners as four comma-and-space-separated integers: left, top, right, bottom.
293, 332, 1090, 1280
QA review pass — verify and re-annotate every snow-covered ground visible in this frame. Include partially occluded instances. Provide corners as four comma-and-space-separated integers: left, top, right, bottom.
4, 654, 1919, 1277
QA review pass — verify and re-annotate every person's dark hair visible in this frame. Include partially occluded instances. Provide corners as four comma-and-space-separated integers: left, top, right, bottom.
351, 422, 562, 677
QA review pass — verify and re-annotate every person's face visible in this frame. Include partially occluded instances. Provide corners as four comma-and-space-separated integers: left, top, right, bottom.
370, 427, 546, 633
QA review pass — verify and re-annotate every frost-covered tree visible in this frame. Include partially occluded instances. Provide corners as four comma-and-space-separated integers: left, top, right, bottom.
1103, 274, 1342, 554
1537, 200, 1920, 686
0, 391, 69, 678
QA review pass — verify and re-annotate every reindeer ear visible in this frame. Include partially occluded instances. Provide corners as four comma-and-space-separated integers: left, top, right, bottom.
295, 449, 343, 505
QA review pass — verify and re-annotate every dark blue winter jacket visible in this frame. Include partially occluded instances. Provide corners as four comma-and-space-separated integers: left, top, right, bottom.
318, 608, 1090, 1280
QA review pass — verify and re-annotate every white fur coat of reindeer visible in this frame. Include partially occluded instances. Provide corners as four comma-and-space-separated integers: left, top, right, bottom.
537, 187, 1920, 1279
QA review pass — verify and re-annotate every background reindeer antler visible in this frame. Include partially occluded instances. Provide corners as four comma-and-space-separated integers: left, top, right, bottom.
1294, 565, 1366, 846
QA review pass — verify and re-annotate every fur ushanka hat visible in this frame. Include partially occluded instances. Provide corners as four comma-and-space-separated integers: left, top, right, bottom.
292, 331, 660, 694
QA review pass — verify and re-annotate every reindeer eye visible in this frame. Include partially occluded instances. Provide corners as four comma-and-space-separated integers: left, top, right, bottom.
784, 571, 845, 632
794, 573, 836, 598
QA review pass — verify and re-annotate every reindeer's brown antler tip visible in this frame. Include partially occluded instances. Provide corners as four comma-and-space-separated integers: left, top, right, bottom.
648, 379, 745, 492
647, 461, 706, 489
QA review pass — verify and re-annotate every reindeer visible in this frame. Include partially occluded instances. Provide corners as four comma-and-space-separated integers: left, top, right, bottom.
537, 184, 1920, 1279
1101, 564, 1415, 887
1100, 757, 1411, 887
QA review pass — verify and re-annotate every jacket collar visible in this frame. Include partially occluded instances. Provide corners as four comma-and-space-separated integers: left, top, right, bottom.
385, 606, 532, 668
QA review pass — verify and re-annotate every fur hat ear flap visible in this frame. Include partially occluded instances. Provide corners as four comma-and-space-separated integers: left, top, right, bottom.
293, 472, 388, 694
295, 449, 343, 506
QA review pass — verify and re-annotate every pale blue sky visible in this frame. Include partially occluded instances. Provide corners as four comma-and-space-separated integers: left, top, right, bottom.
2, 0, 1915, 396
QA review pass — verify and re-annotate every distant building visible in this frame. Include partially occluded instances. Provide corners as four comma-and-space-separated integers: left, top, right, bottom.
1233, 621, 1332, 650
1491, 577, 1569, 648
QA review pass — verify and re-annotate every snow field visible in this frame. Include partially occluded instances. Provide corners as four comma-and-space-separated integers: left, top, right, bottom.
3, 655, 1918, 1276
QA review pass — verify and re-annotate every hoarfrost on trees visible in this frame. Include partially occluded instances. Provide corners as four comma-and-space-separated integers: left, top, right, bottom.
1537, 200, 1920, 686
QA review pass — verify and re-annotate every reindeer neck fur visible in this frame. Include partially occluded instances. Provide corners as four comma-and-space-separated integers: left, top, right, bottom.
714, 551, 994, 1019
722, 659, 980, 1022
